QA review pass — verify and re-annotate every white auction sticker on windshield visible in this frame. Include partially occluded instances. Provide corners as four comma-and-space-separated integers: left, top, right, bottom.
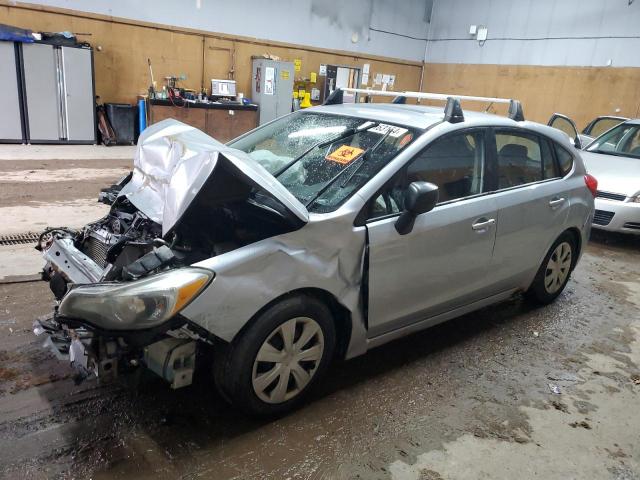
369, 124, 408, 138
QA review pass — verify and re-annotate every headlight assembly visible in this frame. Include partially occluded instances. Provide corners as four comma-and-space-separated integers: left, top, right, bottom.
58, 268, 213, 330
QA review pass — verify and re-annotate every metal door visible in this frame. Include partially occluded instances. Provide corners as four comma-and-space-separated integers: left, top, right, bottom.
548, 113, 582, 149
0, 42, 24, 142
61, 46, 96, 142
366, 195, 498, 337
22, 43, 60, 141
492, 181, 570, 291
275, 61, 293, 119
253, 59, 293, 125
491, 130, 571, 291
252, 59, 276, 125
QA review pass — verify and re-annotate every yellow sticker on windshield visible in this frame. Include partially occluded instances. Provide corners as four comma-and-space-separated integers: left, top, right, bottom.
326, 145, 365, 165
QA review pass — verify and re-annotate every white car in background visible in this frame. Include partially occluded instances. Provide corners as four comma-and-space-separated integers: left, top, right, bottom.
548, 114, 628, 150
549, 115, 640, 234
579, 115, 628, 146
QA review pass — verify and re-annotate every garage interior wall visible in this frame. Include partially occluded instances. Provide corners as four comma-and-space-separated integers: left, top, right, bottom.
0, 1, 427, 106
4, 0, 640, 128
425, 0, 640, 128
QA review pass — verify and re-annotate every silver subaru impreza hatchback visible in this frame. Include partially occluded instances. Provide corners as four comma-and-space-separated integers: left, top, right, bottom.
34, 90, 596, 415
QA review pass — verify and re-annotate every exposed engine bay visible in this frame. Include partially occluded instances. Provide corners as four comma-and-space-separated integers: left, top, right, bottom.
33, 119, 309, 388
40, 192, 295, 292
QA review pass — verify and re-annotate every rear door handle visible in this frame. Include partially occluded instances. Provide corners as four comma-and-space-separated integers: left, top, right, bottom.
472, 218, 496, 231
549, 197, 566, 209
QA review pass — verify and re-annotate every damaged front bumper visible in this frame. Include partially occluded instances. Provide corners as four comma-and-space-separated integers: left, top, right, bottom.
33, 311, 200, 389
33, 314, 109, 385
36, 234, 213, 389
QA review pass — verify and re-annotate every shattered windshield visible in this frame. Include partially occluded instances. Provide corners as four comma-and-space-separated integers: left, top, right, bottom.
228, 111, 417, 212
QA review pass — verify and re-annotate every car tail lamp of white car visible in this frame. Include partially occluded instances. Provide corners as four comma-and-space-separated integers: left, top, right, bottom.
584, 174, 598, 197
58, 268, 213, 330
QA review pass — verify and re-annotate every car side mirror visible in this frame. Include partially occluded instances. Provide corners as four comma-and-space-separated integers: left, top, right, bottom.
395, 181, 438, 235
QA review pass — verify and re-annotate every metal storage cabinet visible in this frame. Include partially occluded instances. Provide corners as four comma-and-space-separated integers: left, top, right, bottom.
61, 46, 96, 142
22, 43, 60, 141
0, 42, 25, 143
21, 43, 96, 144
251, 58, 294, 125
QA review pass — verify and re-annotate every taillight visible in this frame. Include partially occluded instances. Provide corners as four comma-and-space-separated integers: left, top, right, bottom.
584, 174, 598, 197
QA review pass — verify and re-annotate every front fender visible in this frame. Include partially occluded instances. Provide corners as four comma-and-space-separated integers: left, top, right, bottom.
180, 220, 367, 354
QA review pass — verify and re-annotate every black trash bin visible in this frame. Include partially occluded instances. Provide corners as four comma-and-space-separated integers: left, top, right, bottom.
105, 103, 136, 145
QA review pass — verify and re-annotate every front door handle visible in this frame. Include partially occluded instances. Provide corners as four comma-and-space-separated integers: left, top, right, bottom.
472, 218, 496, 232
549, 197, 566, 209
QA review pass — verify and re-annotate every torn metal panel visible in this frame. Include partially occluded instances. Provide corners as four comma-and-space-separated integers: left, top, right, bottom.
180, 213, 369, 358
43, 237, 104, 284
118, 119, 309, 236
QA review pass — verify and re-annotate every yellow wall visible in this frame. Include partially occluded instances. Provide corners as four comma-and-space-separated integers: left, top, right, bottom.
423, 63, 640, 129
1, 2, 423, 105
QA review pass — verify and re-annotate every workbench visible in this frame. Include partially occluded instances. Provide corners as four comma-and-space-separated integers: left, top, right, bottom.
149, 99, 259, 143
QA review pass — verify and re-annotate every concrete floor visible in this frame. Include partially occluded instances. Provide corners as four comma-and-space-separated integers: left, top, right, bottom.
0, 144, 135, 161
0, 149, 131, 281
0, 147, 639, 479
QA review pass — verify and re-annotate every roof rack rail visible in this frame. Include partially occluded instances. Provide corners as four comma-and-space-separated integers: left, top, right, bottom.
327, 88, 524, 123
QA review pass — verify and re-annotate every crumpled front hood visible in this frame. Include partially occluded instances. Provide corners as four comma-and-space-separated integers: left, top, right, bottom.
581, 150, 640, 197
118, 119, 309, 236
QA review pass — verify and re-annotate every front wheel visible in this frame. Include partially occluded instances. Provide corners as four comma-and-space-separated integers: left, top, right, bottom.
526, 232, 577, 305
213, 295, 336, 416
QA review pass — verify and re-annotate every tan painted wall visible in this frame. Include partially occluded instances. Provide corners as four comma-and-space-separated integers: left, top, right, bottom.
1, 3, 423, 105
423, 63, 640, 130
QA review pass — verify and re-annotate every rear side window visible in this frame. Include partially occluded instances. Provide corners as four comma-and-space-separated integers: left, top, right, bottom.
554, 145, 574, 176
406, 131, 485, 203
495, 131, 556, 189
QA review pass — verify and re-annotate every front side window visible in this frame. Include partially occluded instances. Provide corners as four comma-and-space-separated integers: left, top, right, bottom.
229, 111, 417, 212
407, 131, 485, 203
496, 131, 556, 189
366, 131, 485, 220
587, 123, 640, 158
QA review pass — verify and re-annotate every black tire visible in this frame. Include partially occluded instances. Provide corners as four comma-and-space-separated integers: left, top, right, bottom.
526, 231, 577, 305
213, 294, 336, 416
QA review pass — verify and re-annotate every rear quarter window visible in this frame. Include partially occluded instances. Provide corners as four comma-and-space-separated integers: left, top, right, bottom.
554, 145, 574, 176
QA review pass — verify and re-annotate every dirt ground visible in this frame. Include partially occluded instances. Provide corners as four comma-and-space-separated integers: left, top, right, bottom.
0, 155, 639, 479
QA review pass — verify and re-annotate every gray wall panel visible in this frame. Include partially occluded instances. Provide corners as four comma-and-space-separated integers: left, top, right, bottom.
25, 0, 638, 67
427, 0, 640, 67
28, 0, 431, 62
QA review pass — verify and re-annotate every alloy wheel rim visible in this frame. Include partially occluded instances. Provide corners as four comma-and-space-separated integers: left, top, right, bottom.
544, 241, 572, 294
252, 317, 324, 404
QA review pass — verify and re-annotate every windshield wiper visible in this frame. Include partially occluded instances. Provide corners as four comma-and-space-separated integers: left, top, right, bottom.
338, 129, 392, 188
274, 123, 379, 178
304, 129, 392, 208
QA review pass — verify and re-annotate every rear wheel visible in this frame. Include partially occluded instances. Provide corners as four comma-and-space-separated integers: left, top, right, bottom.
213, 295, 335, 416
526, 232, 577, 305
